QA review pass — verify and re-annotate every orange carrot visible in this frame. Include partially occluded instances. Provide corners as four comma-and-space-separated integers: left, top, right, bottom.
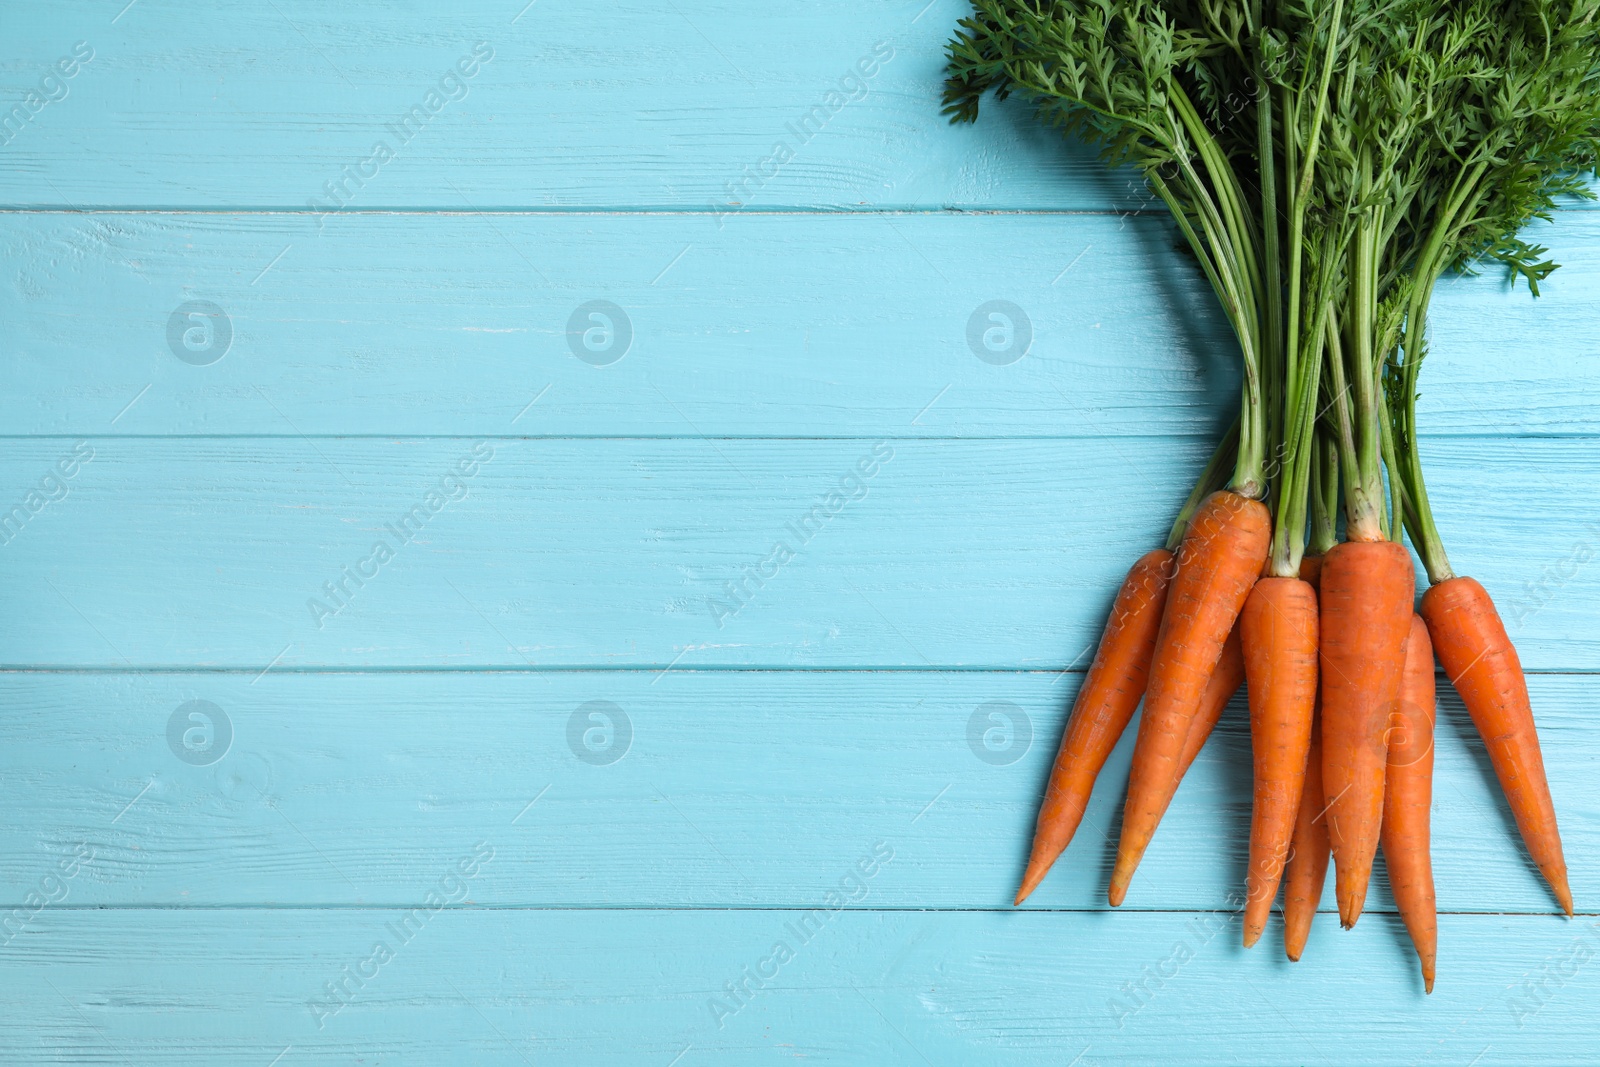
1382, 615, 1439, 993
1283, 706, 1329, 961
1297, 553, 1322, 589
1240, 576, 1320, 947
1280, 550, 1331, 959
1175, 623, 1244, 780
1110, 490, 1270, 905
1014, 549, 1174, 905
1319, 538, 1414, 928
1421, 576, 1572, 915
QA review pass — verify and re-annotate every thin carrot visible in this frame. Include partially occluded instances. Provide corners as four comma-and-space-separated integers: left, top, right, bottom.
1110, 489, 1270, 906
1013, 429, 1240, 906
1013, 549, 1174, 905
1319, 536, 1414, 928
1284, 448, 1336, 961
1240, 575, 1320, 947
1421, 576, 1572, 915
1283, 707, 1329, 961
1382, 615, 1439, 993
1176, 624, 1244, 781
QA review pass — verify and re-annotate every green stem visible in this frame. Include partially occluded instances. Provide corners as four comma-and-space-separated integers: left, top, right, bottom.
1167, 414, 1242, 552
1309, 433, 1339, 555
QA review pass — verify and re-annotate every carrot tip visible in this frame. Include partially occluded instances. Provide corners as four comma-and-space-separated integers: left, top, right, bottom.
1107, 865, 1132, 907
1242, 925, 1262, 949
1285, 948, 1302, 963
1014, 859, 1051, 906
1555, 881, 1574, 917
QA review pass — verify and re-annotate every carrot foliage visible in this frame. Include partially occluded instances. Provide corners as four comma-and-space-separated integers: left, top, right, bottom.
946, 1, 1600, 568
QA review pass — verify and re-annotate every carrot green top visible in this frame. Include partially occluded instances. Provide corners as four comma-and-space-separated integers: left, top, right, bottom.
945, 2, 1600, 573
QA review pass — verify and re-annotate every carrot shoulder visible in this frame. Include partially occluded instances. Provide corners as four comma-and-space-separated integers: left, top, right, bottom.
1110, 490, 1270, 905
1014, 549, 1174, 905
1421, 576, 1572, 916
1382, 615, 1439, 993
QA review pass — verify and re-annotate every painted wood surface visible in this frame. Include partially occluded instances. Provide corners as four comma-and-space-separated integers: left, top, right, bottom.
5, 910, 1597, 1065
4, 1, 1598, 1063
3, 210, 1599, 437
0, 436, 1594, 670
0, 670, 1589, 914
2, 0, 1117, 211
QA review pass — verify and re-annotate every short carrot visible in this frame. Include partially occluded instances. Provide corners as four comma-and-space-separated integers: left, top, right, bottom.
1110, 489, 1271, 906
1240, 576, 1320, 947
1319, 537, 1415, 928
1421, 576, 1572, 916
1382, 615, 1439, 993
1175, 624, 1244, 781
1013, 549, 1174, 905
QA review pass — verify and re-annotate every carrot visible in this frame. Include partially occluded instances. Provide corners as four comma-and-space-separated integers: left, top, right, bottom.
1420, 576, 1572, 915
1109, 489, 1270, 906
1319, 537, 1414, 928
1176, 623, 1244, 781
1282, 520, 1333, 960
1283, 706, 1329, 961
1240, 576, 1320, 947
1013, 549, 1174, 905
1382, 615, 1439, 993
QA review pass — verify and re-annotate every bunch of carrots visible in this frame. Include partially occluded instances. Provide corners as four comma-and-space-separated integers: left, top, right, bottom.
946, 0, 1600, 991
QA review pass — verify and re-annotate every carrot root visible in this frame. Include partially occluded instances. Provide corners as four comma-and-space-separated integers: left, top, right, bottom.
1014, 549, 1175, 906
1176, 624, 1245, 782
1240, 578, 1320, 948
1110, 490, 1270, 906
1282, 705, 1330, 961
1319, 539, 1415, 929
1421, 576, 1572, 916
1382, 616, 1439, 994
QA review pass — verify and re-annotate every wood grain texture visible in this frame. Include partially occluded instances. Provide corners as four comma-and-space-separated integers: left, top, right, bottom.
2, 0, 1118, 211
0, 436, 1594, 670
6, 1, 1599, 1060
4, 211, 1600, 436
0, 670, 1588, 914
5, 908, 1596, 1065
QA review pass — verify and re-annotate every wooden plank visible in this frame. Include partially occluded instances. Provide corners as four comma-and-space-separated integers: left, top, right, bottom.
4, 907, 1594, 1064
1, 670, 1589, 914
0, 436, 1594, 670
4, 210, 1596, 437
0, 211, 1236, 437
3, 0, 1122, 211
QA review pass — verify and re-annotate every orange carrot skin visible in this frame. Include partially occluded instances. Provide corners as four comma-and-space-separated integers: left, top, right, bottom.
1382, 615, 1439, 993
1282, 706, 1329, 961
1176, 623, 1244, 781
1320, 539, 1414, 928
1421, 576, 1572, 915
1110, 490, 1271, 905
1014, 549, 1175, 905
1240, 577, 1320, 948
1298, 554, 1323, 590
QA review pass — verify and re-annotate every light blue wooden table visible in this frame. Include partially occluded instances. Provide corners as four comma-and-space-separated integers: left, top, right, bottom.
3, 3, 1597, 1064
